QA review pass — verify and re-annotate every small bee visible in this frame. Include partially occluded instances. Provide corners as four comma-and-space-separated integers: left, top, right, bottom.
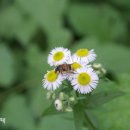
55, 63, 74, 74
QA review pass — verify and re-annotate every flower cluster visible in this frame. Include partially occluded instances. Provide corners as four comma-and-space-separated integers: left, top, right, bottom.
42, 47, 99, 94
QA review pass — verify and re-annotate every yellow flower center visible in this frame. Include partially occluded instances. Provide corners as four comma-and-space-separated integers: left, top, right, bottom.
53, 51, 64, 61
76, 49, 89, 57
78, 72, 91, 86
71, 62, 82, 70
47, 70, 58, 82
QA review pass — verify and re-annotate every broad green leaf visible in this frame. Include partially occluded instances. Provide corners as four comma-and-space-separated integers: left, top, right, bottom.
93, 73, 130, 130
14, 18, 37, 45
25, 44, 49, 87
86, 90, 124, 108
1, 94, 36, 130
28, 86, 50, 118
0, 44, 15, 87
16, 0, 68, 32
48, 28, 72, 50
0, 3, 37, 45
68, 4, 126, 42
38, 114, 75, 130
0, 4, 23, 37
25, 44, 50, 118
108, 0, 130, 9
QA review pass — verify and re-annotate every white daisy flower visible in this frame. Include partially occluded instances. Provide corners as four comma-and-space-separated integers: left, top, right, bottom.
48, 47, 71, 66
72, 49, 96, 65
70, 67, 99, 94
42, 70, 64, 91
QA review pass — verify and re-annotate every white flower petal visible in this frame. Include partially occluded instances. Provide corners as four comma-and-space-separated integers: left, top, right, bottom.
72, 49, 96, 65
70, 67, 99, 94
42, 70, 64, 91
48, 47, 71, 66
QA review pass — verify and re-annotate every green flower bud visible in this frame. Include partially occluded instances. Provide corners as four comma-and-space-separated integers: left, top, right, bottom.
93, 63, 102, 69
101, 68, 107, 75
52, 93, 56, 100
46, 91, 53, 100
65, 106, 73, 112
59, 92, 65, 100
69, 97, 75, 102
96, 70, 101, 76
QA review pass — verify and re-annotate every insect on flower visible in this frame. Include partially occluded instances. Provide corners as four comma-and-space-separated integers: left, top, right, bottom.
43, 47, 99, 93
55, 63, 74, 74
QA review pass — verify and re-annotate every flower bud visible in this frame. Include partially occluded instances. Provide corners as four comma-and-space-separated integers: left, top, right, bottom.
65, 106, 73, 112
93, 63, 102, 69
101, 68, 107, 75
96, 70, 101, 76
46, 91, 53, 100
54, 99, 63, 111
59, 92, 65, 100
52, 93, 56, 100
69, 97, 75, 102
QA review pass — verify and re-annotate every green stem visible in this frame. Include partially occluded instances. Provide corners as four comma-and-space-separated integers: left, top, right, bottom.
84, 111, 97, 130
73, 105, 84, 130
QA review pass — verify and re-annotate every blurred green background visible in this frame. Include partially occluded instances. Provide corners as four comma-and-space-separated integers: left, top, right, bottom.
0, 0, 130, 130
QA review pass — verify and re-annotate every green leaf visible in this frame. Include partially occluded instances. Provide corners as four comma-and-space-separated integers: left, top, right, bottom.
28, 87, 50, 118
14, 18, 37, 45
25, 44, 51, 117
16, 0, 68, 32
42, 103, 65, 117
86, 90, 124, 108
108, 0, 130, 9
1, 94, 36, 130
84, 110, 98, 130
0, 4, 23, 38
48, 29, 72, 50
94, 73, 130, 130
38, 114, 75, 130
68, 4, 126, 42
0, 3, 37, 45
73, 104, 84, 130
0, 44, 15, 87
25, 44, 49, 87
